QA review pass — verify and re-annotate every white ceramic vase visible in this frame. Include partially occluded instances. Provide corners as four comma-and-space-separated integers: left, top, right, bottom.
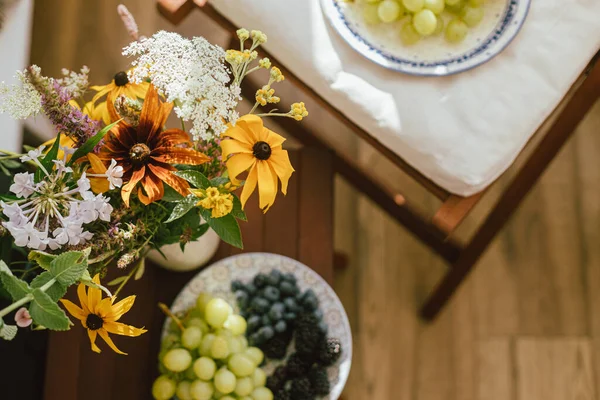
146, 227, 221, 272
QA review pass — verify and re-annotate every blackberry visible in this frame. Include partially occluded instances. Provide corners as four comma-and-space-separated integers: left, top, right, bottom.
295, 313, 323, 357
309, 366, 330, 395
319, 337, 342, 366
262, 334, 291, 359
275, 389, 292, 400
267, 366, 289, 392
286, 352, 310, 377
290, 377, 315, 400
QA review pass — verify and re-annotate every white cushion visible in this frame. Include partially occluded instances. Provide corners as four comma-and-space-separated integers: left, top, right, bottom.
211, 0, 600, 196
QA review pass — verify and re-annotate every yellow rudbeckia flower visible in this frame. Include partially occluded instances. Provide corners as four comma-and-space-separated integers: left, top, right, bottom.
220, 115, 294, 212
60, 274, 147, 355
90, 71, 149, 124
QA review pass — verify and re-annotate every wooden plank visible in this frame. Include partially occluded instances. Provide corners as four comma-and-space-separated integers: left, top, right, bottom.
156, 0, 196, 25
298, 147, 334, 283
515, 338, 596, 400
477, 339, 514, 400
433, 193, 484, 235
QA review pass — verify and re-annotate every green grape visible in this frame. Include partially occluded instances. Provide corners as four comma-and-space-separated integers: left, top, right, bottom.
182, 327, 203, 350
445, 0, 461, 5
461, 6, 484, 27
214, 368, 237, 394
252, 368, 267, 387
196, 293, 214, 312
378, 1, 403, 23
205, 298, 232, 329
366, 0, 382, 2
152, 375, 177, 400
163, 348, 192, 372
211, 336, 231, 359
446, 0, 465, 14
223, 315, 247, 336
186, 318, 209, 334
228, 354, 256, 377
445, 18, 468, 42
176, 381, 194, 400
235, 377, 254, 397
194, 356, 217, 380
400, 20, 421, 45
402, 0, 424, 13
220, 397, 237, 400
199, 333, 216, 357
413, 9, 437, 35
161, 333, 180, 351
244, 347, 264, 365
239, 398, 253, 400
363, 3, 382, 24
424, 0, 444, 13
185, 367, 198, 381
252, 387, 274, 400
433, 16, 445, 34
227, 336, 244, 354
238, 335, 248, 350
190, 380, 214, 400
467, 0, 484, 6
186, 307, 204, 320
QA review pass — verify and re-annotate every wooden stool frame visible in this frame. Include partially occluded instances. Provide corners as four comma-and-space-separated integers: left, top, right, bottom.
157, 0, 600, 320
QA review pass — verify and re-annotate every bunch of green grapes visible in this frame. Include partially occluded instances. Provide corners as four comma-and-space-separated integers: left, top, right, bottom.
152, 293, 274, 400
360, 0, 485, 45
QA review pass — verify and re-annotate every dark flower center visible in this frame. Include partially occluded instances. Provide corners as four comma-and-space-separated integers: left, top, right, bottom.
114, 71, 129, 87
86, 314, 104, 331
253, 141, 272, 160
130, 143, 151, 162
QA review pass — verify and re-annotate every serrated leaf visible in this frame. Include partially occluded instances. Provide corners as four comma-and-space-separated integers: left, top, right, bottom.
230, 194, 247, 221
68, 120, 120, 166
0, 323, 18, 340
173, 170, 211, 189
166, 195, 198, 223
35, 133, 61, 182
30, 272, 66, 302
48, 251, 88, 286
134, 258, 146, 280
0, 261, 31, 301
29, 289, 70, 331
200, 210, 242, 249
28, 250, 57, 271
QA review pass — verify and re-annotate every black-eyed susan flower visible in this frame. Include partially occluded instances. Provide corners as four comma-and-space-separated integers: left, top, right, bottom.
60, 274, 146, 355
220, 115, 294, 212
90, 71, 149, 124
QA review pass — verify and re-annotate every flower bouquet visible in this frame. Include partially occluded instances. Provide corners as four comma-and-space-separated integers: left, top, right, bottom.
0, 5, 307, 354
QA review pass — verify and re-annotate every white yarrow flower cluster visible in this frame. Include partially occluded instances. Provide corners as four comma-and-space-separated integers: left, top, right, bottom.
0, 69, 43, 119
1, 146, 115, 251
55, 66, 91, 98
123, 31, 241, 141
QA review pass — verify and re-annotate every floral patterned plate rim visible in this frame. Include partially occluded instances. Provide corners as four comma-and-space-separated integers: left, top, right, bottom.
162, 252, 353, 400
320, 0, 531, 76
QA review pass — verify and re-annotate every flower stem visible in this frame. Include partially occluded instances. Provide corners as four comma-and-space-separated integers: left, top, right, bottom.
158, 303, 184, 331
0, 294, 33, 319
112, 261, 140, 299
249, 102, 260, 115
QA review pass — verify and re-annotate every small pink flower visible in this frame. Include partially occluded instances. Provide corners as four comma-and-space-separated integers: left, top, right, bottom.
15, 307, 32, 328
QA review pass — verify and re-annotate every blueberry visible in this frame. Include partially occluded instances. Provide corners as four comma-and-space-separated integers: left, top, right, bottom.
283, 312, 297, 321
262, 314, 272, 326
235, 290, 249, 308
263, 286, 281, 302
283, 298, 299, 312
274, 320, 288, 333
318, 321, 328, 334
253, 273, 269, 288
301, 289, 316, 302
250, 297, 270, 313
303, 296, 319, 311
267, 269, 282, 286
314, 309, 324, 321
245, 282, 257, 295
247, 315, 262, 332
269, 306, 284, 322
231, 280, 245, 292
279, 281, 299, 297
282, 272, 297, 284
258, 326, 275, 341
249, 332, 265, 346
271, 302, 286, 313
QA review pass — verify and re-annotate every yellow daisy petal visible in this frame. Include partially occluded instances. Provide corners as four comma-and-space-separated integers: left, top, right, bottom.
222, 124, 255, 146
256, 160, 277, 212
104, 321, 147, 337
235, 114, 264, 143
59, 299, 87, 323
87, 274, 102, 313
77, 282, 90, 315
268, 148, 294, 195
226, 153, 256, 186
88, 330, 101, 353
98, 329, 127, 355
91, 84, 114, 103
240, 164, 258, 209
220, 139, 253, 158
260, 127, 286, 148
105, 295, 136, 322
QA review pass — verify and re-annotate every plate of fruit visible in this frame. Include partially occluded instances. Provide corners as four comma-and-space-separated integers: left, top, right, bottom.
321, 0, 531, 76
154, 253, 352, 400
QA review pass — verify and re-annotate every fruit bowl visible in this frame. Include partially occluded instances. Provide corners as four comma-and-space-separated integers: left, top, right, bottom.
162, 252, 352, 400
320, 0, 531, 76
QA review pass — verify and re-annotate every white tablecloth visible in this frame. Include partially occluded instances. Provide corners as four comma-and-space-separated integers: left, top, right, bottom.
211, 0, 600, 196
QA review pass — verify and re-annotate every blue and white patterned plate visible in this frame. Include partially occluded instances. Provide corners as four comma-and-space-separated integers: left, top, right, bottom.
320, 0, 531, 76
162, 253, 352, 400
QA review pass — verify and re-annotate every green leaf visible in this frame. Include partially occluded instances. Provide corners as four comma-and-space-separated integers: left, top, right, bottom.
67, 120, 121, 166
0, 159, 22, 169
173, 170, 211, 189
210, 176, 230, 187
166, 195, 199, 223
134, 258, 146, 280
28, 250, 57, 271
30, 272, 67, 302
29, 289, 70, 331
0, 322, 18, 341
230, 194, 247, 221
200, 210, 242, 249
48, 251, 88, 286
0, 261, 31, 301
106, 276, 127, 286
35, 132, 62, 182
162, 184, 185, 202
80, 270, 112, 298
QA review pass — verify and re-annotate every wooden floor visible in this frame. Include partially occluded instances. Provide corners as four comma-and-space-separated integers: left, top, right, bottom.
30, 1, 600, 399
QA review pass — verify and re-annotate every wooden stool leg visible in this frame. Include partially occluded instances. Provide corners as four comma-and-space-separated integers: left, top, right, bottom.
421, 61, 600, 320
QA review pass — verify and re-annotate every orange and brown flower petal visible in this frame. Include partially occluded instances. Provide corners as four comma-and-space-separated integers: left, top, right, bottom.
121, 166, 146, 207
155, 129, 193, 148
138, 85, 173, 143
138, 172, 164, 205
146, 163, 190, 197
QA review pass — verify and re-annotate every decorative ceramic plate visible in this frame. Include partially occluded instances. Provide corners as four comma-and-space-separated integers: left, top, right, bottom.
320, 0, 531, 76
162, 252, 353, 400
